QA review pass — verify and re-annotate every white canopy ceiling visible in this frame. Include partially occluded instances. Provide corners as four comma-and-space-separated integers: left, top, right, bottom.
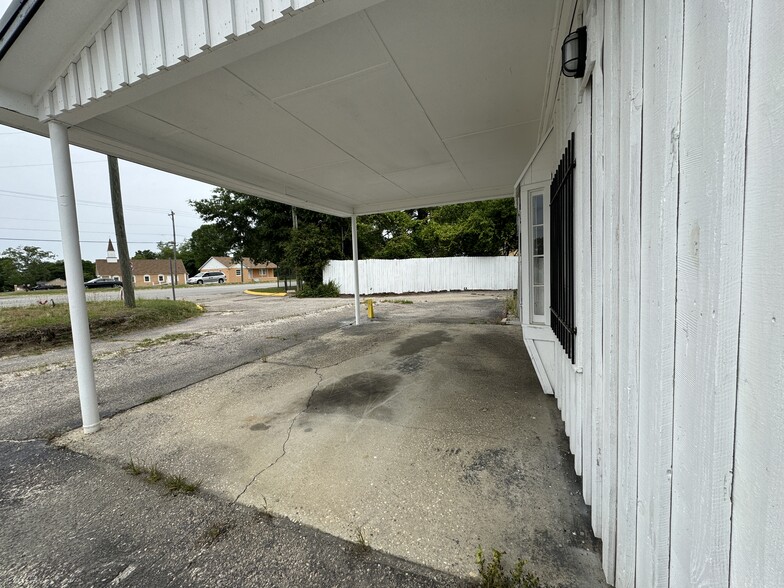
0, 0, 555, 216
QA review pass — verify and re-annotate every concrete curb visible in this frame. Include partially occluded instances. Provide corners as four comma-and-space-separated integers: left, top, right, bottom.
244, 289, 287, 297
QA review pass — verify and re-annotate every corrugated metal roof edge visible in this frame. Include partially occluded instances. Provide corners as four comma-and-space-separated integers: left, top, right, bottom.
0, 0, 45, 62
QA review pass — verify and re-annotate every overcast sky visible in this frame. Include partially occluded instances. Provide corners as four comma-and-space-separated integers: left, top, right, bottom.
0, 1, 216, 263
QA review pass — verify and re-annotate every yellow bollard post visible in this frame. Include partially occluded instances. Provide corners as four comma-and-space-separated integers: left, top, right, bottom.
366, 298, 375, 319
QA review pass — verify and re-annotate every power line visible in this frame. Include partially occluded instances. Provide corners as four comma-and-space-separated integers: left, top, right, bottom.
0, 189, 201, 219
0, 237, 166, 244
0, 226, 192, 237
0, 216, 200, 230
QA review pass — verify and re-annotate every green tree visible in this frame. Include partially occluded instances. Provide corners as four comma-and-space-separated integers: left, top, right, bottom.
132, 249, 158, 260
1, 246, 55, 286
181, 223, 232, 270
0, 257, 19, 291
191, 188, 294, 265
282, 224, 344, 287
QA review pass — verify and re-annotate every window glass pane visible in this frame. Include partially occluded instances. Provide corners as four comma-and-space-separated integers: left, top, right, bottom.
532, 194, 543, 225
533, 286, 544, 316
533, 257, 544, 285
533, 226, 544, 256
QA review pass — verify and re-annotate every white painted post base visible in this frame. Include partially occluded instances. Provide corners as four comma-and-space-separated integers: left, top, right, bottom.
351, 214, 361, 325
48, 121, 100, 434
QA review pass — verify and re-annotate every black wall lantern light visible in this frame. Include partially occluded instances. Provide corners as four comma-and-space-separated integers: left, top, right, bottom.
561, 25, 587, 78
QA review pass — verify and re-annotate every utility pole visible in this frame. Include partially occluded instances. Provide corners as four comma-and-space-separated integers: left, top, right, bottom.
107, 156, 135, 308
168, 210, 177, 301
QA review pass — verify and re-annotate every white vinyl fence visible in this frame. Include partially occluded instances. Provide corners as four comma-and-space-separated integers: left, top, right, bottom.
323, 256, 518, 295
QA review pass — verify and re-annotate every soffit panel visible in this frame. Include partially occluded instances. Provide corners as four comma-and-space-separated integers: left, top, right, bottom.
366, 0, 552, 140
132, 68, 351, 173
445, 121, 539, 189
276, 63, 451, 175
293, 160, 410, 203
81, 109, 359, 213
226, 11, 389, 101
383, 161, 471, 198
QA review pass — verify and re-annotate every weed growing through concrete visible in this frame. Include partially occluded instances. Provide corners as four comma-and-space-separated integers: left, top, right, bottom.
354, 527, 371, 552
164, 474, 200, 495
146, 464, 163, 484
382, 299, 414, 305
200, 521, 232, 546
122, 457, 145, 476
137, 332, 198, 349
122, 459, 199, 495
504, 291, 519, 318
476, 546, 541, 588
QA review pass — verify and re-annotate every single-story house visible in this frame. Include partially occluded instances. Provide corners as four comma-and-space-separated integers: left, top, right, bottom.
95, 240, 186, 287
199, 256, 277, 284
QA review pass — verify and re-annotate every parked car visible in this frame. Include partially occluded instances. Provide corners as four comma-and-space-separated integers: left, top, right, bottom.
187, 271, 226, 285
29, 283, 64, 291
84, 277, 122, 288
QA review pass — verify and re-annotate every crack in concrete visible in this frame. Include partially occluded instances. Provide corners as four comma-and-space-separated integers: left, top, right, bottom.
233, 366, 325, 505
0, 438, 40, 444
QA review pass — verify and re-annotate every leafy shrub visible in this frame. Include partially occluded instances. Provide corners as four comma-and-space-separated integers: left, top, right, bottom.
295, 280, 340, 298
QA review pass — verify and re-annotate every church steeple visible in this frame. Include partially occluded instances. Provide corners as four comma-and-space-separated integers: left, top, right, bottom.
106, 239, 117, 263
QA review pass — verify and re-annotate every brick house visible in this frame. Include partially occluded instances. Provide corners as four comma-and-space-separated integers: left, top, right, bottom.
95, 240, 187, 287
199, 256, 277, 284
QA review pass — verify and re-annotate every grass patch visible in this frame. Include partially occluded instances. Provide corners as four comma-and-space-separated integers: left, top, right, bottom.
0, 299, 202, 356
476, 546, 541, 588
382, 299, 414, 305
164, 474, 200, 495
123, 458, 199, 495
136, 332, 199, 349
122, 457, 146, 476
145, 464, 164, 484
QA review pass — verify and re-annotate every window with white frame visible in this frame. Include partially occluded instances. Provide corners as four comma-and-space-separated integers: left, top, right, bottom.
530, 190, 545, 323
158, 274, 164, 283
235, 269, 241, 276
261, 269, 267, 277
144, 275, 150, 283
132, 276, 136, 283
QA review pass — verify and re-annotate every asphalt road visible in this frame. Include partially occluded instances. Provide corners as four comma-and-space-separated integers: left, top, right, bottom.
0, 281, 284, 309
0, 289, 474, 587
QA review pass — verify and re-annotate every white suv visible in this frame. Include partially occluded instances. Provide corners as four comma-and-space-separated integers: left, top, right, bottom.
187, 271, 226, 285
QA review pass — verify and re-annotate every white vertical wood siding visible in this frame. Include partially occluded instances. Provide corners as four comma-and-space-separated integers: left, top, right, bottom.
520, 0, 779, 585
635, 1, 683, 585
38, 0, 318, 119
729, 0, 784, 584
323, 257, 518, 295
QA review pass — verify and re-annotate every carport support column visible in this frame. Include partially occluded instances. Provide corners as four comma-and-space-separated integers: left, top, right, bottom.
49, 121, 100, 434
351, 214, 361, 325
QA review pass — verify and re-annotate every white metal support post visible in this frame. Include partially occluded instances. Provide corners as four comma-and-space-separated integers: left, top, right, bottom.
351, 214, 361, 325
49, 121, 100, 433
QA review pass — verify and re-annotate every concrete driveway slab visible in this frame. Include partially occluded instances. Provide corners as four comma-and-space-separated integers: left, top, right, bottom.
60, 295, 607, 586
